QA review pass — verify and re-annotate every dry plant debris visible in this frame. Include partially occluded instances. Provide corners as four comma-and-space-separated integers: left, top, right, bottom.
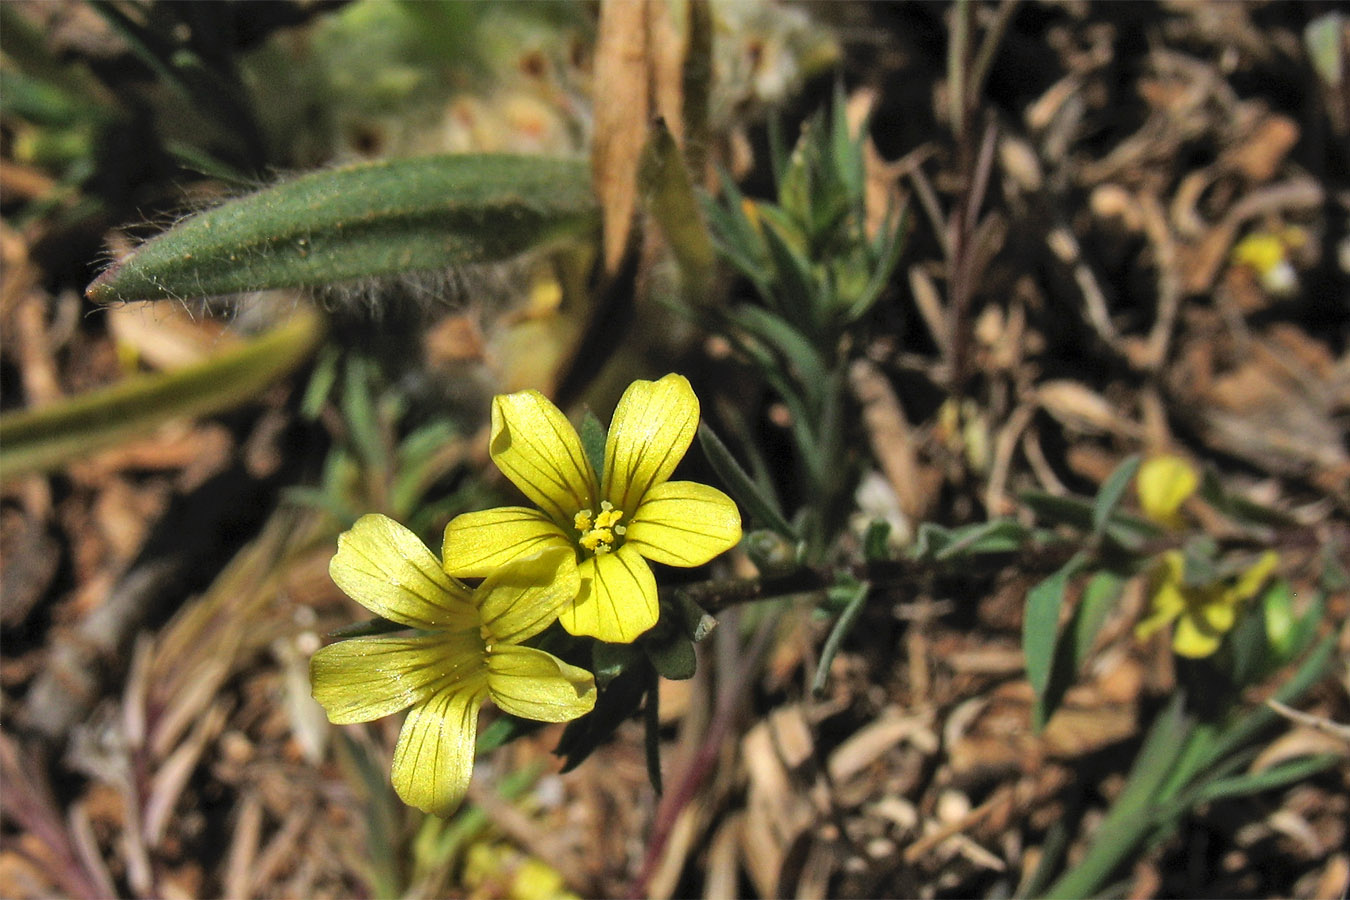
2, 2, 1348, 899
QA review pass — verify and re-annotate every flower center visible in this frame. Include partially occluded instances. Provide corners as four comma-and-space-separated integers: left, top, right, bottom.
573, 501, 626, 555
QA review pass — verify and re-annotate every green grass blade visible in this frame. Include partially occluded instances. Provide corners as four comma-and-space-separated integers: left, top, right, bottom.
0, 310, 323, 478
88, 155, 597, 303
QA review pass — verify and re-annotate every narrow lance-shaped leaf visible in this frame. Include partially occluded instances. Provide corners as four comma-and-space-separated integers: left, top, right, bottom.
1186, 754, 1342, 808
697, 423, 796, 540
0, 309, 323, 477
1092, 454, 1141, 538
728, 304, 829, 409
843, 201, 908, 324
1072, 570, 1124, 673
812, 578, 870, 695
932, 518, 1030, 561
1036, 568, 1126, 731
1024, 551, 1089, 731
579, 410, 607, 484
88, 155, 597, 303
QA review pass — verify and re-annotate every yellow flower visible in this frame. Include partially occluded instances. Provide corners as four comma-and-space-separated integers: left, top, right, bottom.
442, 374, 742, 643
1135, 549, 1279, 658
311, 514, 596, 816
1137, 454, 1198, 530
1231, 227, 1305, 295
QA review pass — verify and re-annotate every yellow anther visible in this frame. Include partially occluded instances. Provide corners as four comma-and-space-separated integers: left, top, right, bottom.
575, 503, 624, 555
579, 529, 614, 552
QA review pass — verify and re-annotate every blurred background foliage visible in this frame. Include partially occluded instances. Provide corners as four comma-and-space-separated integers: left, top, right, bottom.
2, 1, 1348, 898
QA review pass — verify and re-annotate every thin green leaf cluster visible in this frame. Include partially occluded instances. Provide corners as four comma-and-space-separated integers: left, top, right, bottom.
285, 352, 482, 536
703, 89, 906, 346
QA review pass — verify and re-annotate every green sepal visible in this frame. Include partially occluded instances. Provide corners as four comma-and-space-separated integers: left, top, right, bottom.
1180, 537, 1220, 587
579, 410, 607, 484
669, 592, 718, 643
644, 631, 697, 681
743, 529, 802, 575
326, 616, 407, 640
475, 714, 542, 756
592, 640, 644, 689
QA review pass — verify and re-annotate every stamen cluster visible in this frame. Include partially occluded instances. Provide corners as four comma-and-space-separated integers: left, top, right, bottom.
574, 500, 626, 554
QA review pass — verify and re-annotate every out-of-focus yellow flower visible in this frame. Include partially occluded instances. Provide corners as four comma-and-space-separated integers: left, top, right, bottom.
311, 514, 595, 816
1137, 455, 1199, 530
1135, 549, 1280, 658
463, 842, 580, 900
442, 374, 742, 643
1231, 227, 1306, 295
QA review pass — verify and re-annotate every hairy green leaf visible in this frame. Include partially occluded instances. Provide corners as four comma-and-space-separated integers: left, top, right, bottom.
88, 155, 596, 303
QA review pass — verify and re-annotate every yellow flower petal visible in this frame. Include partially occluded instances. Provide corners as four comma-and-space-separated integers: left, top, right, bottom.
1137, 455, 1198, 529
1231, 551, 1279, 601
1173, 611, 1223, 658
476, 547, 581, 645
625, 480, 742, 567
1195, 592, 1238, 633
558, 544, 658, 643
603, 374, 699, 513
442, 507, 571, 578
486, 644, 596, 722
330, 514, 477, 630
310, 632, 485, 724
1135, 552, 1188, 641
490, 390, 598, 526
391, 683, 486, 817
1135, 584, 1186, 641
1232, 232, 1286, 275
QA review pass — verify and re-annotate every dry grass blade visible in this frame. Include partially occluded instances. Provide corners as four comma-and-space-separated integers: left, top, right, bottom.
143, 701, 229, 846
223, 793, 264, 900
